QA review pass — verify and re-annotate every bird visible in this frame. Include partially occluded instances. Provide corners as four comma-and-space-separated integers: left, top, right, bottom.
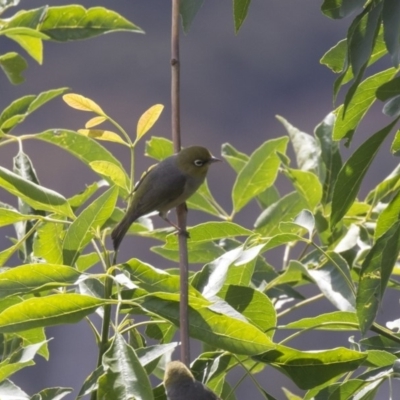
164, 360, 221, 400
111, 146, 220, 250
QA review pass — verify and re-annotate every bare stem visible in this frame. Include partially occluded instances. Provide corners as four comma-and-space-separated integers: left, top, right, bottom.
171, 0, 190, 366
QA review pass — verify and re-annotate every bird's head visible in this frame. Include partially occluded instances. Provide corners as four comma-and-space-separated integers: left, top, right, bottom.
176, 146, 221, 178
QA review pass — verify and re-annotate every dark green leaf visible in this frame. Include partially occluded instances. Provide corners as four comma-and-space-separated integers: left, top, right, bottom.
383, 95, 400, 117
221, 142, 248, 173
31, 387, 72, 400
357, 221, 400, 334
254, 192, 308, 234
315, 113, 342, 203
0, 166, 74, 218
98, 334, 154, 400
233, 0, 251, 33
255, 344, 366, 390
0, 52, 27, 84
0, 88, 68, 133
376, 76, 400, 101
321, 0, 365, 19
180, 0, 204, 33
331, 119, 398, 228
137, 293, 275, 355
382, 0, 400, 67
62, 186, 118, 265
277, 116, 324, 180
282, 311, 359, 331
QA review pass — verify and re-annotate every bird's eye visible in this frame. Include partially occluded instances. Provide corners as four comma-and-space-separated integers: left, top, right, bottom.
194, 159, 205, 167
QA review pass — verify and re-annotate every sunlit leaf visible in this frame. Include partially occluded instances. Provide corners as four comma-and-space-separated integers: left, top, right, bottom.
136, 104, 164, 142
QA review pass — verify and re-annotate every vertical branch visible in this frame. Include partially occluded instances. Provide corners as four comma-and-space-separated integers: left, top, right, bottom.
171, 0, 190, 366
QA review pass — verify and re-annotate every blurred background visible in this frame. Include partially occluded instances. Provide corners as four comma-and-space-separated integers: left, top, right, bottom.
0, 0, 398, 398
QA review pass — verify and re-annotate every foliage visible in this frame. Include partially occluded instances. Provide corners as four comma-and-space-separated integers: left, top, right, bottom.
1, 0, 400, 399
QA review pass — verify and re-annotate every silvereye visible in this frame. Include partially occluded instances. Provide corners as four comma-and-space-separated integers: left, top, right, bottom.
111, 146, 220, 250
164, 361, 221, 400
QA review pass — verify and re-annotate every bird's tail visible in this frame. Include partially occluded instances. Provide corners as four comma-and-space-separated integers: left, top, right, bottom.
111, 213, 136, 251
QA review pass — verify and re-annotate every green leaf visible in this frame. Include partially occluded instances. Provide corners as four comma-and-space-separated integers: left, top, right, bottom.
283, 169, 322, 211
391, 130, 400, 155
0, 380, 29, 399
63, 186, 118, 266
33, 221, 64, 264
193, 244, 264, 298
382, 0, 400, 67
180, 0, 204, 33
145, 137, 174, 161
376, 76, 400, 101
233, 0, 251, 33
98, 334, 154, 400
137, 292, 275, 356
333, 68, 397, 143
254, 192, 308, 235
365, 163, 400, 204
0, 88, 68, 133
122, 258, 203, 297
68, 181, 104, 210
221, 143, 249, 173
255, 344, 366, 390
136, 104, 164, 142
162, 221, 252, 249
0, 207, 39, 227
277, 116, 324, 180
186, 181, 223, 217
302, 253, 356, 312
5, 33, 43, 64
331, 119, 398, 228
0, 52, 27, 84
222, 285, 276, 335
0, 340, 46, 381
89, 161, 130, 197
321, 0, 365, 19
375, 190, 400, 239
0, 264, 81, 297
347, 3, 382, 88
0, 294, 106, 333
282, 311, 359, 331
315, 113, 342, 203
31, 388, 72, 400
39, 6, 144, 41
0, 0, 20, 14
0, 166, 74, 218
382, 95, 400, 118
320, 39, 347, 73
36, 130, 129, 188
232, 137, 288, 212
152, 241, 224, 264
357, 221, 400, 335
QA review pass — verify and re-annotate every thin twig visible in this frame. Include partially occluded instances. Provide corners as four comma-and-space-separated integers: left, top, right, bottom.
171, 0, 190, 366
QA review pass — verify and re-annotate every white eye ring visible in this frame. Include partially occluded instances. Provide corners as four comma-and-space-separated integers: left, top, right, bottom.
194, 159, 204, 167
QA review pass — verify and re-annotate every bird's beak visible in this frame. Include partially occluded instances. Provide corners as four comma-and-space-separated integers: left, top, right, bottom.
210, 156, 222, 163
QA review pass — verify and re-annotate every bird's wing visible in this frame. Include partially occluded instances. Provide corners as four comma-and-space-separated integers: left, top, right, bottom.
133, 161, 187, 216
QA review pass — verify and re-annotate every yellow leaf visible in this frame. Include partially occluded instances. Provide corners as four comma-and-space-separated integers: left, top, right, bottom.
89, 161, 130, 193
136, 104, 164, 141
63, 94, 104, 115
78, 129, 127, 145
85, 116, 106, 128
